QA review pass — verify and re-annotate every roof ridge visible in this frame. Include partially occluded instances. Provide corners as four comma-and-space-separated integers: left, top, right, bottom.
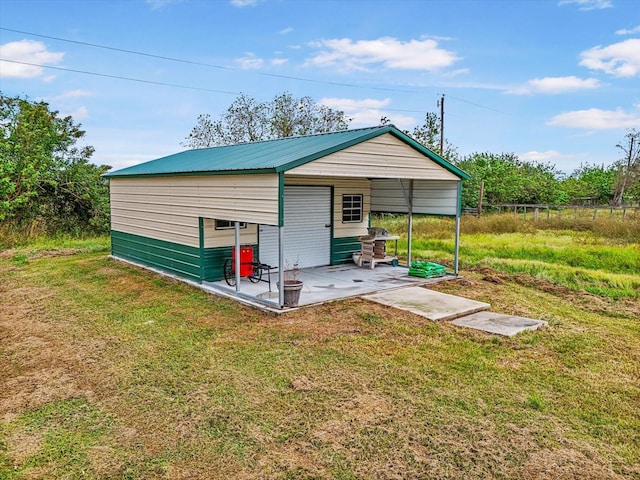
102, 124, 471, 181
188, 124, 394, 153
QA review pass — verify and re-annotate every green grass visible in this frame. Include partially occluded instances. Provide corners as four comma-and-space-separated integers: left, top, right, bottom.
1, 221, 639, 478
378, 214, 640, 300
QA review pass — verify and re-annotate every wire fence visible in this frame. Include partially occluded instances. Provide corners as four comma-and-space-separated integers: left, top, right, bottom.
463, 204, 640, 221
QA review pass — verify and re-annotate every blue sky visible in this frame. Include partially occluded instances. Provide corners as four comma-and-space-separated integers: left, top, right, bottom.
1, 0, 639, 174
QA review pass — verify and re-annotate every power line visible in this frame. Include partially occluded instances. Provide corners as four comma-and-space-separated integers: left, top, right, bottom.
0, 58, 431, 115
0, 27, 507, 114
446, 94, 509, 115
0, 27, 414, 94
1, 27, 509, 115
0, 58, 241, 95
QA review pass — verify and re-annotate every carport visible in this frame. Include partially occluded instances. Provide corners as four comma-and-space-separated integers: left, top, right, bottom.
105, 125, 469, 309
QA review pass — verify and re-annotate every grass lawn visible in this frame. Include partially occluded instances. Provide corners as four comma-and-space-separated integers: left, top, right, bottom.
1, 217, 639, 479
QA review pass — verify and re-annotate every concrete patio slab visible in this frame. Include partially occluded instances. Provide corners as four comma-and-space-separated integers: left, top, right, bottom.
363, 287, 490, 321
204, 263, 455, 311
452, 311, 548, 336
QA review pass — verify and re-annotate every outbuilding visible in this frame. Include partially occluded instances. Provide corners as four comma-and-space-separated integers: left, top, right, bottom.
104, 125, 469, 308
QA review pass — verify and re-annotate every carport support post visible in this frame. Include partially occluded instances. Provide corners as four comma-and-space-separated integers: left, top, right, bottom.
407, 180, 414, 267
454, 181, 462, 276
278, 226, 284, 308
454, 215, 461, 275
397, 179, 414, 267
234, 221, 241, 292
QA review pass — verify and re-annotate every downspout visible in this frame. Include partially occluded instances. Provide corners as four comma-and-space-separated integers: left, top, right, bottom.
234, 221, 241, 292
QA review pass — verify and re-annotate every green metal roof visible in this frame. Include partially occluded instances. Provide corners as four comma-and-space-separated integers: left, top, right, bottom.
104, 125, 469, 180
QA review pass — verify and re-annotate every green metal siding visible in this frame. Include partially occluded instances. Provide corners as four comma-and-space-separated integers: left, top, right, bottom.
201, 245, 257, 282
331, 236, 361, 265
111, 230, 201, 282
111, 230, 258, 283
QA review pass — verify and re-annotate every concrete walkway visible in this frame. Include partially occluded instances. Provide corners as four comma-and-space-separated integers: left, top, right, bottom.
203, 262, 548, 336
364, 286, 548, 336
452, 311, 548, 336
363, 287, 490, 321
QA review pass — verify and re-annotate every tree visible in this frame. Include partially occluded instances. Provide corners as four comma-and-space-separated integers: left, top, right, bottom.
561, 164, 616, 205
408, 112, 458, 161
456, 152, 564, 209
0, 93, 110, 234
612, 129, 640, 206
182, 92, 351, 148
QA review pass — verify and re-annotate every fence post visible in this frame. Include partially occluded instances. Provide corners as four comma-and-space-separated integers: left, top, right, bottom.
534, 207, 539, 221
593, 208, 598, 220
477, 181, 484, 218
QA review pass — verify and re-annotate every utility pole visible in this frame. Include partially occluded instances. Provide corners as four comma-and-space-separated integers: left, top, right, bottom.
438, 94, 445, 155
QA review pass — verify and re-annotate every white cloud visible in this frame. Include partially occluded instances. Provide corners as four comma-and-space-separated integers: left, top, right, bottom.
0, 39, 64, 78
320, 97, 391, 110
270, 58, 288, 66
547, 107, 640, 129
306, 36, 461, 72
63, 106, 89, 120
507, 76, 602, 95
616, 25, 640, 35
519, 150, 578, 163
235, 53, 263, 69
279, 27, 293, 35
580, 38, 640, 77
442, 68, 470, 78
146, 0, 184, 10
319, 97, 415, 129
558, 0, 613, 11
50, 89, 94, 101
230, 0, 261, 6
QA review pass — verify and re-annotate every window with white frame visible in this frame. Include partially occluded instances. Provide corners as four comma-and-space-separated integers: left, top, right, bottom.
342, 194, 363, 223
215, 220, 247, 230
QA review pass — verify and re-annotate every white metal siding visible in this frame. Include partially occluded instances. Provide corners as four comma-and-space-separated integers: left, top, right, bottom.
284, 175, 370, 239
288, 133, 460, 180
259, 186, 332, 269
201, 219, 258, 248
109, 174, 278, 247
370, 179, 459, 216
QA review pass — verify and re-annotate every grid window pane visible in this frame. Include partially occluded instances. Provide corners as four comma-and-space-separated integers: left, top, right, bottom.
342, 194, 363, 223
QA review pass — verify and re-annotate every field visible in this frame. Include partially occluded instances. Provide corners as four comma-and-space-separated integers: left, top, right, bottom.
1, 215, 639, 479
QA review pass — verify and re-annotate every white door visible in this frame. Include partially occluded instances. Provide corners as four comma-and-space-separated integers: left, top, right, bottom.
259, 186, 332, 269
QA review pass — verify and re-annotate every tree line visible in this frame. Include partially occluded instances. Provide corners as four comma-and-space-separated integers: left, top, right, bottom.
1, 94, 110, 238
1, 91, 638, 239
184, 93, 639, 209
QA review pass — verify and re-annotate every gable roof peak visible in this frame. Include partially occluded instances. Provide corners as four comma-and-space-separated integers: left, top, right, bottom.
104, 124, 468, 180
